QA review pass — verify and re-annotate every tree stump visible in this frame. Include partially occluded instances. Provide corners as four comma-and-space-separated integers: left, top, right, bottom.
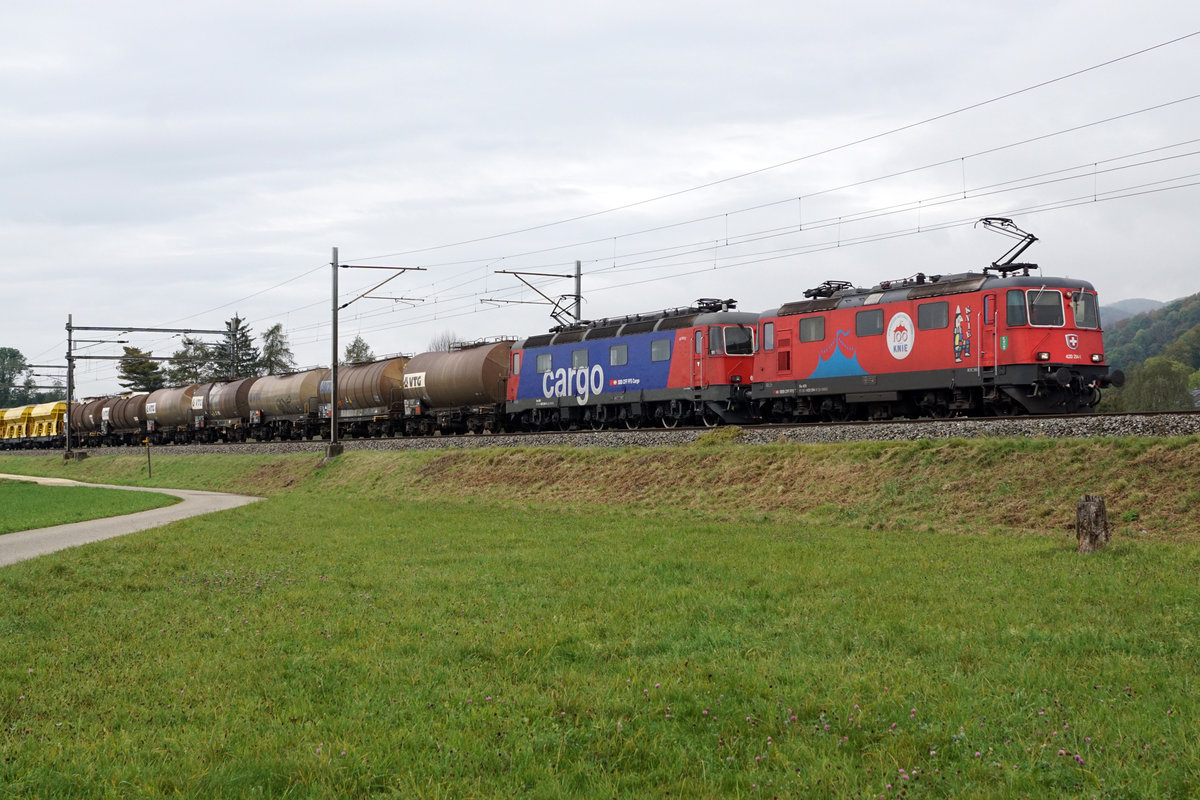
1076, 494, 1111, 553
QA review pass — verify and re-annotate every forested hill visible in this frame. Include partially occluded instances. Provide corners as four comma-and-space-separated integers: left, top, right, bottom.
1104, 292, 1200, 371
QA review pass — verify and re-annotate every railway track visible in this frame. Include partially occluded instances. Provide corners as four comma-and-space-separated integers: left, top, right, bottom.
6, 411, 1196, 458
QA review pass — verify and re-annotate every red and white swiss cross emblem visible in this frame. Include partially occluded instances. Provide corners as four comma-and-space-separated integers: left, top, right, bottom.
1065, 334, 1079, 350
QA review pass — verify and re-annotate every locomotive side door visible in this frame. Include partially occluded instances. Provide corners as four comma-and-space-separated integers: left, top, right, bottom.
692, 329, 705, 388
979, 293, 998, 381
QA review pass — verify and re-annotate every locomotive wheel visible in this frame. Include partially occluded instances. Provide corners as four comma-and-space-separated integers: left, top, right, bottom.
623, 415, 640, 430
661, 414, 679, 429
696, 401, 720, 427
590, 413, 606, 431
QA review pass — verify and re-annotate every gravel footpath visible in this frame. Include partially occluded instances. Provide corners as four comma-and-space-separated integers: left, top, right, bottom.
0, 474, 262, 567
9, 412, 1192, 458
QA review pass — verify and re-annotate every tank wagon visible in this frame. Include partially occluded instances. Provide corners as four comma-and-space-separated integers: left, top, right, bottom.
203, 377, 260, 442
325, 356, 409, 437
246, 368, 327, 440
402, 343, 511, 434
145, 385, 199, 444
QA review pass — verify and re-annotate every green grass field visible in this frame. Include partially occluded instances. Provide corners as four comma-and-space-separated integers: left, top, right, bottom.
0, 479, 178, 535
0, 438, 1198, 798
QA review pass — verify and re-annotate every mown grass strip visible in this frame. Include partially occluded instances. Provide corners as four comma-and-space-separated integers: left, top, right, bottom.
0, 479, 178, 535
1, 442, 1198, 797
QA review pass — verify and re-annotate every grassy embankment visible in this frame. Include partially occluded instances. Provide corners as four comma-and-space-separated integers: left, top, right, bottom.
0, 433, 1198, 798
0, 478, 177, 535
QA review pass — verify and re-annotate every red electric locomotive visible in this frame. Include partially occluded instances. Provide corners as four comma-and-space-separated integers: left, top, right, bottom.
751, 219, 1123, 420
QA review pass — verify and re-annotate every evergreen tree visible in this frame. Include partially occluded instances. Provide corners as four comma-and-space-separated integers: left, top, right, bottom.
342, 335, 374, 364
117, 346, 165, 392
260, 323, 297, 375
214, 316, 261, 379
165, 336, 217, 386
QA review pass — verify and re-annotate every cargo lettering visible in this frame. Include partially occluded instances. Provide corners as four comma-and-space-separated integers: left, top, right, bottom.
542, 364, 605, 405
403, 372, 426, 390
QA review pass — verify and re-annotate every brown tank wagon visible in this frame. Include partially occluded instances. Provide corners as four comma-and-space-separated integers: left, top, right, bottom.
401, 341, 512, 434
145, 385, 199, 441
327, 357, 409, 411
108, 394, 148, 433
71, 397, 109, 433
207, 377, 259, 419
249, 368, 327, 417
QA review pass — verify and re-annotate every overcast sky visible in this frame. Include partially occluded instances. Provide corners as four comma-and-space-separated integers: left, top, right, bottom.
4, 1, 1198, 397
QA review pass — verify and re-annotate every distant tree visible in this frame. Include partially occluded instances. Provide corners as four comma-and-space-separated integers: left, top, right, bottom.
427, 330, 459, 352
1189, 368, 1200, 392
1161, 326, 1200, 371
342, 335, 374, 365
213, 316, 261, 379
165, 336, 217, 386
259, 323, 296, 375
117, 346, 165, 392
0, 347, 29, 407
1118, 356, 1193, 411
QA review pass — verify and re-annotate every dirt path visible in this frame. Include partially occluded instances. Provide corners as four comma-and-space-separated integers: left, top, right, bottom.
0, 473, 262, 567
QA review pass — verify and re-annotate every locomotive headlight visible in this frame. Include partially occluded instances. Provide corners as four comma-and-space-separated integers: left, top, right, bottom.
1036, 352, 1051, 361
1091, 354, 1103, 363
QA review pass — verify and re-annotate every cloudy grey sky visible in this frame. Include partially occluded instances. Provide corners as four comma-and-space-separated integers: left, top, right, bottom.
4, 1, 1198, 397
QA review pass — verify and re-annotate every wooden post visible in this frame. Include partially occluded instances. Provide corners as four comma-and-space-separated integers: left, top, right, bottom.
1076, 494, 1111, 553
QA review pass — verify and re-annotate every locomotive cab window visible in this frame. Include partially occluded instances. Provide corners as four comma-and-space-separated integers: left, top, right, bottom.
708, 326, 724, 355
856, 308, 884, 337
536, 353, 552, 373
724, 325, 754, 355
1070, 291, 1099, 329
572, 349, 588, 369
1006, 290, 1027, 326
1028, 289, 1065, 327
799, 316, 825, 343
918, 301, 949, 330
609, 344, 628, 366
651, 339, 671, 362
